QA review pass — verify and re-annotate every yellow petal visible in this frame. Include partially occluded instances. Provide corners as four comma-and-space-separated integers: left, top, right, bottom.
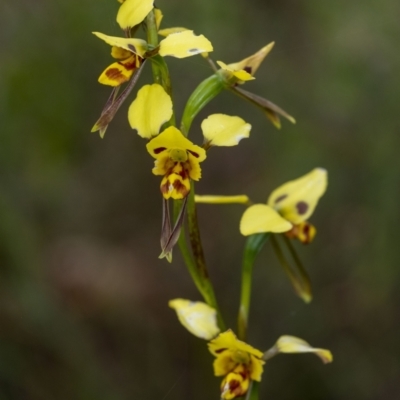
160, 173, 190, 200
169, 299, 220, 340
116, 0, 154, 29
273, 335, 333, 364
93, 32, 148, 57
111, 46, 132, 59
208, 330, 263, 359
98, 60, 136, 87
154, 7, 163, 29
159, 30, 213, 58
195, 195, 250, 205
187, 153, 202, 181
216, 61, 254, 82
158, 27, 188, 37
146, 126, 206, 162
221, 366, 251, 399
227, 42, 275, 77
213, 352, 237, 377
128, 84, 173, 138
201, 114, 251, 147
249, 354, 264, 381
240, 204, 292, 236
267, 168, 328, 225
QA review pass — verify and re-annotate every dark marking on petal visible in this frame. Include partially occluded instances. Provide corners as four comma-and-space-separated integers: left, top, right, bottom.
153, 147, 166, 154
274, 194, 288, 204
188, 150, 199, 158
214, 348, 227, 354
296, 201, 309, 215
105, 68, 127, 84
188, 48, 199, 53
173, 179, 189, 197
120, 59, 137, 71
244, 66, 252, 74
128, 44, 136, 52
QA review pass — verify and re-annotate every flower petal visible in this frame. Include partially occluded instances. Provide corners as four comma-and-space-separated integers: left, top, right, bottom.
208, 330, 263, 359
201, 114, 251, 147
169, 299, 220, 340
267, 168, 328, 225
227, 42, 274, 77
159, 30, 213, 58
267, 335, 333, 364
146, 126, 206, 161
158, 27, 188, 37
111, 46, 132, 59
98, 56, 137, 86
154, 7, 163, 29
116, 0, 154, 30
128, 84, 173, 138
195, 195, 250, 205
240, 204, 292, 236
216, 61, 254, 82
93, 32, 148, 57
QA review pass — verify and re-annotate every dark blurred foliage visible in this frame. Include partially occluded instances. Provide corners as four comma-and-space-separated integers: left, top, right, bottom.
1, 0, 399, 399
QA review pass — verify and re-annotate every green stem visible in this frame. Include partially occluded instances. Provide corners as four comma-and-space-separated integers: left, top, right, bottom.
238, 233, 270, 341
145, 11, 161, 84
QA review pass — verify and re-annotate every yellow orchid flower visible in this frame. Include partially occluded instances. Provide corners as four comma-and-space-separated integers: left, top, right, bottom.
169, 299, 220, 340
241, 168, 327, 243
146, 126, 206, 200
93, 33, 148, 87
208, 330, 264, 400
217, 42, 275, 84
208, 330, 332, 399
128, 84, 251, 199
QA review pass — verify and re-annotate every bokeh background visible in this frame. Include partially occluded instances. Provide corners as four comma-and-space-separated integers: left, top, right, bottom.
1, 0, 399, 398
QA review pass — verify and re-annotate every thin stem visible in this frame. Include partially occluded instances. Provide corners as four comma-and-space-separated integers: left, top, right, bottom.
238, 233, 270, 341
145, 10, 161, 84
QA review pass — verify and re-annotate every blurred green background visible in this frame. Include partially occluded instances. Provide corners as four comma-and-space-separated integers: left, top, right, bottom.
1, 0, 399, 398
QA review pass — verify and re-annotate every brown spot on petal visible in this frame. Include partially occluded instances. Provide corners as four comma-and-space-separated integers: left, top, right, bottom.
188, 150, 199, 158
188, 48, 199, 53
121, 60, 137, 71
214, 348, 227, 354
228, 380, 241, 392
244, 66, 252, 74
296, 201, 309, 215
153, 147, 166, 154
173, 179, 189, 197
105, 68, 128, 84
274, 194, 288, 204
128, 44, 136, 52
